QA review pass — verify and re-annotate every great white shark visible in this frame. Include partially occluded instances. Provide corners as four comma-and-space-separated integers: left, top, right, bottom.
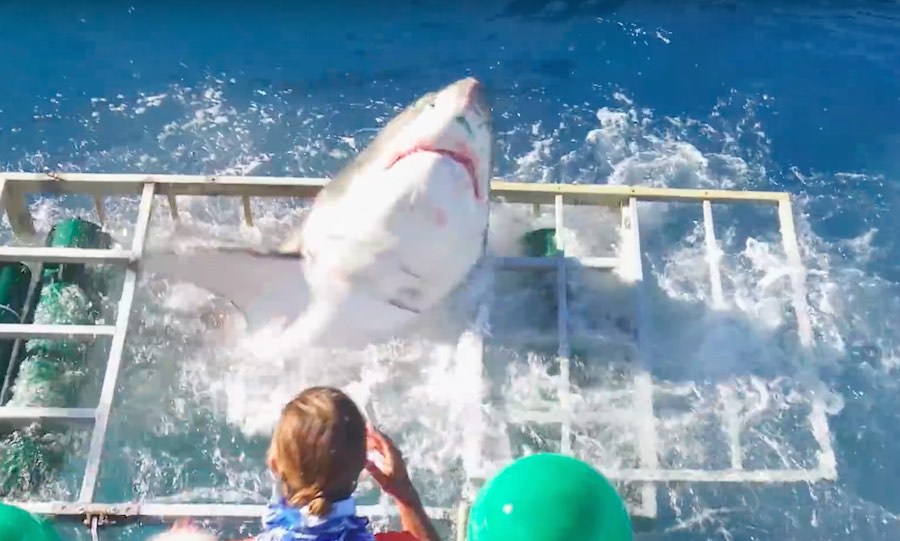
139, 77, 494, 353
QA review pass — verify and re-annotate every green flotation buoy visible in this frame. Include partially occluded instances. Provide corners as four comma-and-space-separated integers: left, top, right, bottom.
0, 218, 115, 495
0, 502, 60, 541
522, 228, 560, 258
8, 218, 112, 408
518, 228, 562, 331
519, 227, 586, 358
0, 263, 33, 391
467, 453, 632, 541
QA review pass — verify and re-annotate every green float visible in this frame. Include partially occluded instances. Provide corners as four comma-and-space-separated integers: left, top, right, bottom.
521, 228, 560, 258
0, 218, 114, 496
521, 228, 580, 345
467, 453, 632, 541
0, 263, 33, 391
519, 228, 560, 327
0, 502, 60, 541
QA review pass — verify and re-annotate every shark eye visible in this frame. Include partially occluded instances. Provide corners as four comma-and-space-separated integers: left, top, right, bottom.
416, 94, 437, 109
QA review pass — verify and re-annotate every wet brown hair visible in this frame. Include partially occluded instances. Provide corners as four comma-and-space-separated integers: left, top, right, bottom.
267, 386, 367, 517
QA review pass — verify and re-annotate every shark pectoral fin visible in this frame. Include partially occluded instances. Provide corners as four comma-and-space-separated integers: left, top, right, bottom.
138, 247, 310, 331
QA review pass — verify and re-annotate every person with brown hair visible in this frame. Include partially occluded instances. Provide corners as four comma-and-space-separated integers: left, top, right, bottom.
154, 386, 440, 541
258, 386, 439, 541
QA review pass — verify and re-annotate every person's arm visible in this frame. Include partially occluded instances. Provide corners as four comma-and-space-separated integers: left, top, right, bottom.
394, 491, 441, 541
365, 426, 442, 541
374, 531, 420, 540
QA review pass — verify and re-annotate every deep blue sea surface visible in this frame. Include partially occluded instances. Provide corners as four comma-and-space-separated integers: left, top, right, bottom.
2, 1, 900, 540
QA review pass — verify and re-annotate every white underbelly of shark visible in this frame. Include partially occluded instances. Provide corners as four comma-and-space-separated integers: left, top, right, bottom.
294, 152, 488, 347
139, 76, 494, 353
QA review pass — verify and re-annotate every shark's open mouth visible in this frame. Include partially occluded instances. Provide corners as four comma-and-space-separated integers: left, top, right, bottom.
388, 146, 481, 200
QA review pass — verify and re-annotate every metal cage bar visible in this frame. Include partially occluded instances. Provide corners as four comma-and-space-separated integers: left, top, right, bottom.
0, 173, 786, 204
0, 324, 117, 339
623, 197, 659, 518
702, 202, 748, 472
776, 196, 837, 479
776, 198, 814, 348
455, 281, 491, 495
0, 247, 134, 264
0, 407, 95, 422
3, 501, 458, 522
554, 194, 573, 455
702, 200, 726, 310
495, 255, 617, 270
78, 182, 156, 503
0, 249, 42, 404
0, 177, 37, 239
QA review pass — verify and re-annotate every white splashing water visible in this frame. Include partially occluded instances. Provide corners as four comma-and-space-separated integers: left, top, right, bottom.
5, 75, 900, 541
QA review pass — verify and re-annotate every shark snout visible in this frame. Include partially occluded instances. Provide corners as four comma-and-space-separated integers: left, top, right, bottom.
458, 77, 487, 114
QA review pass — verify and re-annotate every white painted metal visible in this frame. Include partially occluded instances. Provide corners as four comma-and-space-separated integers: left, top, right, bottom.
498, 331, 636, 355
0, 172, 787, 204
623, 197, 660, 519
455, 501, 470, 541
0, 178, 36, 238
777, 198, 814, 348
0, 173, 833, 536
703, 202, 744, 470
456, 298, 491, 496
776, 197, 837, 480
0, 247, 133, 264
554, 195, 573, 455
0, 324, 117, 339
4, 501, 457, 521
495, 255, 617, 270
79, 182, 156, 503
702, 200, 726, 310
0, 406, 95, 422
0, 264, 41, 403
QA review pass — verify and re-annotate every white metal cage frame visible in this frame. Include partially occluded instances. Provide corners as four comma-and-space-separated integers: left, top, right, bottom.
0, 173, 836, 538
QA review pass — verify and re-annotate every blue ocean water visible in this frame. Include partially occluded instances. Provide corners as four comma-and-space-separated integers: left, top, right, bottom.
2, 1, 900, 540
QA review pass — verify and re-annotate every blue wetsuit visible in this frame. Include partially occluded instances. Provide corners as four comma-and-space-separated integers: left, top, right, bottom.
256, 497, 376, 541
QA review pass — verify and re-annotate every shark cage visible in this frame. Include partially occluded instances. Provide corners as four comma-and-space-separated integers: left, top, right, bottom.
0, 173, 836, 540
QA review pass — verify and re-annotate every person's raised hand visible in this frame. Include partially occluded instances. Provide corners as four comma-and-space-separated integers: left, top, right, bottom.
364, 424, 417, 504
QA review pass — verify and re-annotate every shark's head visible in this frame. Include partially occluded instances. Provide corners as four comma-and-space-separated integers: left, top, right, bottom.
382, 77, 493, 202
322, 77, 494, 206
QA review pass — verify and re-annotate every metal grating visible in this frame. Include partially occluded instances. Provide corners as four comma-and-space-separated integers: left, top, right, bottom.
0, 173, 835, 538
